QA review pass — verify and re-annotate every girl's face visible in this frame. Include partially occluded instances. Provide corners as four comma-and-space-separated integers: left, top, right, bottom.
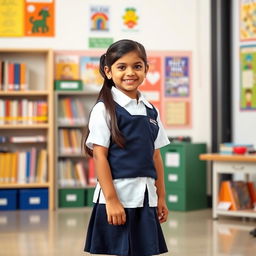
104, 51, 148, 99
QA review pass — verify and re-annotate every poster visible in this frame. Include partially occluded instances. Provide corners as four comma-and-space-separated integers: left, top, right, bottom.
240, 0, 256, 41
140, 56, 161, 107
164, 56, 190, 97
0, 0, 24, 37
80, 56, 103, 91
90, 6, 110, 32
240, 46, 256, 110
164, 101, 189, 126
122, 7, 140, 32
25, 0, 55, 37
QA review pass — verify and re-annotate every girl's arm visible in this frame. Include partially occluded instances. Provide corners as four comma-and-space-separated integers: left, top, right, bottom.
93, 144, 126, 225
154, 149, 169, 223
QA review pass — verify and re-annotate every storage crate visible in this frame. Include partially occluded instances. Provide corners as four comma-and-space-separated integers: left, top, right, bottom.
85, 187, 95, 207
19, 189, 48, 210
0, 189, 18, 210
59, 188, 85, 208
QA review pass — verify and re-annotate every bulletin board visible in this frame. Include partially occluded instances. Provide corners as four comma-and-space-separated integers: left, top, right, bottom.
144, 51, 192, 129
54, 50, 192, 129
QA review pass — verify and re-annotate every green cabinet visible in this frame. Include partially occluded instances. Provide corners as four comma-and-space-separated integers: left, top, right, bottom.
161, 143, 207, 211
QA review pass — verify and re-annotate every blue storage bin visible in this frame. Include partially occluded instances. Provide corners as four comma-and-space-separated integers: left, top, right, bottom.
19, 189, 48, 210
0, 189, 18, 210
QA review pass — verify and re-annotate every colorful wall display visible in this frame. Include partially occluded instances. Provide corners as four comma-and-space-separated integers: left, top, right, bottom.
25, 0, 55, 37
0, 0, 55, 37
240, 46, 256, 110
0, 0, 24, 36
164, 56, 190, 97
122, 7, 139, 31
90, 6, 110, 32
240, 0, 256, 41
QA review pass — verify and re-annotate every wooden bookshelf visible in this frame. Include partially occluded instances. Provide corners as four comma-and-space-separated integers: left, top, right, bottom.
0, 48, 55, 210
54, 90, 97, 209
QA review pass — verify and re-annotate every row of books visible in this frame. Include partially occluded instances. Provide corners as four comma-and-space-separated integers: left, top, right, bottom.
219, 143, 254, 155
58, 97, 87, 125
0, 61, 28, 91
0, 99, 48, 124
0, 135, 46, 144
58, 158, 96, 187
0, 149, 47, 184
218, 180, 256, 211
59, 129, 82, 154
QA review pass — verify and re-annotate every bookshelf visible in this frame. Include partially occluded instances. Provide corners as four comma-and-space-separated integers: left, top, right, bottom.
0, 49, 54, 210
54, 90, 97, 208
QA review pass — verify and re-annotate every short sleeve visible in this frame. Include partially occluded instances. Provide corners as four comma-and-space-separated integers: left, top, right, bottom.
86, 102, 111, 150
154, 108, 170, 149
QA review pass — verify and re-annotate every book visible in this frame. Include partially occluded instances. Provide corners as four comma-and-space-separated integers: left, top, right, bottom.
14, 63, 20, 91
247, 182, 256, 207
232, 181, 253, 209
80, 56, 103, 92
55, 55, 79, 80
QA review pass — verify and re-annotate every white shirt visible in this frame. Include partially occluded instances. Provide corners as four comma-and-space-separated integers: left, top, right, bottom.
86, 86, 170, 207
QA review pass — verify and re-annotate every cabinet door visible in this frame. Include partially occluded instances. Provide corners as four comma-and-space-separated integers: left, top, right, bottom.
161, 144, 186, 189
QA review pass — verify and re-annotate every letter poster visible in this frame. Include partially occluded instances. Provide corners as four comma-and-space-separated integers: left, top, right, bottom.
165, 56, 190, 97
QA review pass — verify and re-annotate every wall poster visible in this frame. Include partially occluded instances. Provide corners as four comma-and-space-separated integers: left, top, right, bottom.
240, 0, 256, 41
240, 45, 256, 110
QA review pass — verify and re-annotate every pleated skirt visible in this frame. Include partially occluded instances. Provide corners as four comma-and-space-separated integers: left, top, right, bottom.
84, 191, 168, 256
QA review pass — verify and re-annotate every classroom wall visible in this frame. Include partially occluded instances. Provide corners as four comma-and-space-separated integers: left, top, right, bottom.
0, 0, 211, 147
232, 0, 256, 146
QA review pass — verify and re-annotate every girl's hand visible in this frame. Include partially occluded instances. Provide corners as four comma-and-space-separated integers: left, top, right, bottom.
157, 197, 168, 223
106, 198, 126, 225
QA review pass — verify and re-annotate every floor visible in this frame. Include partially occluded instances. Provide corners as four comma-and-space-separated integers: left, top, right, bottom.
0, 208, 256, 256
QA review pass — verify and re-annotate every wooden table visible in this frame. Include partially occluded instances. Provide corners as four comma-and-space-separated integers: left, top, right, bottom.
200, 153, 256, 219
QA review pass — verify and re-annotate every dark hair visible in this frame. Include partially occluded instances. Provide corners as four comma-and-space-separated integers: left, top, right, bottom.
83, 39, 148, 157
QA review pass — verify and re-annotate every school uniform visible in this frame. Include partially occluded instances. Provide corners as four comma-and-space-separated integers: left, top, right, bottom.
84, 86, 169, 256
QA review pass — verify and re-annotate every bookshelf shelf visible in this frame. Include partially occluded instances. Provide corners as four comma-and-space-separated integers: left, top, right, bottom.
0, 48, 54, 211
0, 183, 50, 188
0, 91, 49, 96
58, 154, 85, 158
0, 124, 50, 129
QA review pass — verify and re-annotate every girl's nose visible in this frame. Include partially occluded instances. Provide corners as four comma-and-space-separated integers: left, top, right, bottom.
126, 67, 135, 75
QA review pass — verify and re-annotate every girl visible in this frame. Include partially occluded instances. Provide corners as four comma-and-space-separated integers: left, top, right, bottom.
83, 39, 169, 256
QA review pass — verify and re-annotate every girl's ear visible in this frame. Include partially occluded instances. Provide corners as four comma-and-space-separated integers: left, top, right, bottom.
104, 66, 112, 79
145, 64, 149, 74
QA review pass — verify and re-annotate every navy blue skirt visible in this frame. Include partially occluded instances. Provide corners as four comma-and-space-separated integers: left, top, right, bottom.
84, 191, 168, 256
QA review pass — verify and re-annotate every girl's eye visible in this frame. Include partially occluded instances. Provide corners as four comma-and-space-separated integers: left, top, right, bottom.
135, 64, 143, 70
117, 65, 126, 70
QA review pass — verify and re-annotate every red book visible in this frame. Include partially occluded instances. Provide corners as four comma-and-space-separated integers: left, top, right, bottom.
247, 182, 256, 206
8, 63, 14, 91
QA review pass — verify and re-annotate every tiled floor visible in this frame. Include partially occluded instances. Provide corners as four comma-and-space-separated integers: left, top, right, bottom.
0, 208, 256, 256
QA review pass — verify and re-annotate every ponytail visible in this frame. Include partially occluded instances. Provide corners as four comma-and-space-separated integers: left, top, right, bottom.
82, 53, 125, 157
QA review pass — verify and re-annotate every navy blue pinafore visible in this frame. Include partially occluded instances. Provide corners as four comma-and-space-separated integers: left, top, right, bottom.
84, 103, 168, 256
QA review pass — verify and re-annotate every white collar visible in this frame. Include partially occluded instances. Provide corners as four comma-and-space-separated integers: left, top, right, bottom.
111, 86, 153, 109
